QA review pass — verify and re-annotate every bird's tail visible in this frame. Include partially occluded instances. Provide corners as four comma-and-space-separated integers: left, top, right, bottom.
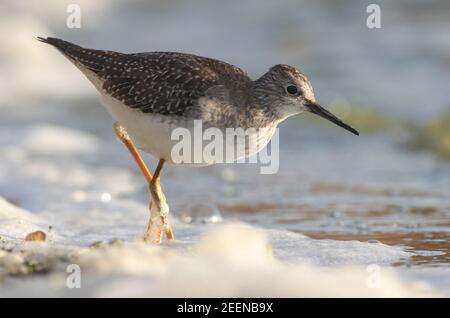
37, 36, 124, 78
37, 36, 95, 71
37, 36, 81, 53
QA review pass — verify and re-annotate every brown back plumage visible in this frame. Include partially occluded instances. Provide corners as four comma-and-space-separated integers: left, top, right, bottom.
38, 37, 252, 116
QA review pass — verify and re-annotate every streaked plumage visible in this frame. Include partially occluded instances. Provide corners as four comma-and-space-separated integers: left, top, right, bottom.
38, 37, 252, 118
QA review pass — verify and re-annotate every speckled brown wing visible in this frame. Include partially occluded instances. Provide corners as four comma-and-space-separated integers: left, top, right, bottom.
38, 37, 252, 117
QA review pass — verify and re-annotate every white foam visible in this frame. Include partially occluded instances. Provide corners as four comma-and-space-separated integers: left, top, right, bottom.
0, 223, 439, 297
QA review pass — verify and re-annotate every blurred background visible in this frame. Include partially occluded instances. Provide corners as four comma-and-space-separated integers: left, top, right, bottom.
0, 0, 449, 294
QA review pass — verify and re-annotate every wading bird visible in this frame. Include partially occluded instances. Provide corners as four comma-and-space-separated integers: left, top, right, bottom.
38, 37, 358, 243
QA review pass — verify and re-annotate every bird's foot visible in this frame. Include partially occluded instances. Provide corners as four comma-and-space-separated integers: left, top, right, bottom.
143, 200, 174, 244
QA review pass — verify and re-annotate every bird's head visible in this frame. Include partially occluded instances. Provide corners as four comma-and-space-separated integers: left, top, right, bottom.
254, 64, 358, 135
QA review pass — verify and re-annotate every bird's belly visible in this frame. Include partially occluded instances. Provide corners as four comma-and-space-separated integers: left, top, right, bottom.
100, 94, 186, 164
100, 94, 276, 166
221, 127, 276, 162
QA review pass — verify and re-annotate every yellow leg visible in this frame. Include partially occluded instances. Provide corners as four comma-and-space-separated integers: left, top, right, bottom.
149, 159, 175, 241
113, 122, 174, 243
113, 123, 153, 183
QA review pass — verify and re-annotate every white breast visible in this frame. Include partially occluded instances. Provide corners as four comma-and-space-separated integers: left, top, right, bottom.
101, 93, 277, 166
100, 93, 185, 162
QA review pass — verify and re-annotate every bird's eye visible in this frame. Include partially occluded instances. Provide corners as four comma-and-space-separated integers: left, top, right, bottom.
286, 85, 299, 95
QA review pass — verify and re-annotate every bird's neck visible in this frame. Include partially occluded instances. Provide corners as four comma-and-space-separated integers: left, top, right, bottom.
247, 80, 285, 127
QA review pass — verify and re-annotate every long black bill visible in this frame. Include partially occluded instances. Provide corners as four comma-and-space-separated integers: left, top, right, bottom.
305, 100, 359, 136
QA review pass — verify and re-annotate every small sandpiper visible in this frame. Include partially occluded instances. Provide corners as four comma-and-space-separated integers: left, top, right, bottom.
38, 37, 358, 244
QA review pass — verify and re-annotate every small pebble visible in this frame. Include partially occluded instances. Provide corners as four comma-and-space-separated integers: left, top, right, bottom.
89, 241, 105, 248
108, 239, 123, 246
24, 231, 46, 241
